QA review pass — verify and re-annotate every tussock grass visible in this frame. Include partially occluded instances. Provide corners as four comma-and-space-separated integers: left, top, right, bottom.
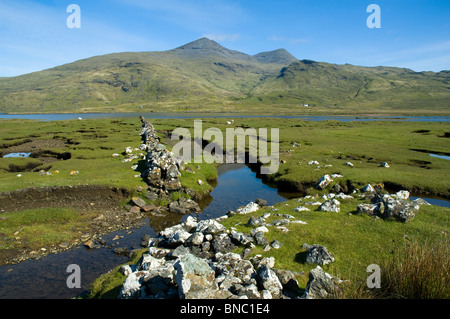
375, 237, 450, 299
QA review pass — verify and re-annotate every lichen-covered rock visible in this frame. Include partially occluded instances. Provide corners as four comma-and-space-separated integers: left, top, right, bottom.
236, 202, 260, 214
140, 117, 182, 191
316, 174, 332, 190
372, 194, 420, 222
256, 265, 283, 299
303, 244, 335, 265
119, 271, 148, 299
318, 199, 340, 212
302, 266, 339, 299
195, 219, 226, 235
357, 203, 380, 216
174, 254, 216, 299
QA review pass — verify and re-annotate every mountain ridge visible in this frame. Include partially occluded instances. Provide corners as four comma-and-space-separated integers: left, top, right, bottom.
0, 38, 448, 114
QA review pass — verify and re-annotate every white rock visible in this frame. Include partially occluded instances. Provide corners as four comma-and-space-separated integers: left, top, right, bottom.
294, 206, 310, 212
236, 202, 260, 214
361, 184, 375, 193
395, 190, 410, 200
291, 220, 308, 225
304, 201, 322, 206
335, 193, 354, 200
139, 254, 165, 271
344, 162, 354, 167
119, 271, 148, 299
261, 290, 273, 299
316, 174, 333, 189
182, 216, 198, 231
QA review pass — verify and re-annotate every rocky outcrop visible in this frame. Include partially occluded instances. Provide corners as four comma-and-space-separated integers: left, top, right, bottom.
118, 214, 302, 299
302, 266, 340, 299
139, 116, 183, 192
364, 192, 420, 222
316, 174, 332, 190
318, 199, 340, 212
303, 244, 335, 266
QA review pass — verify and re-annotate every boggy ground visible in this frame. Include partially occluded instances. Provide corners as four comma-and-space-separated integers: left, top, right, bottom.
1, 116, 449, 289
0, 118, 216, 266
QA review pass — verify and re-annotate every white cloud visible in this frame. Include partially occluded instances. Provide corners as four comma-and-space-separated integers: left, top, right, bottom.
365, 40, 450, 72
113, 0, 246, 32
0, 0, 162, 76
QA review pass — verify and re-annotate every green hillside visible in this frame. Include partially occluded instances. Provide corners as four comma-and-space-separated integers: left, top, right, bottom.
0, 38, 449, 114
250, 60, 450, 111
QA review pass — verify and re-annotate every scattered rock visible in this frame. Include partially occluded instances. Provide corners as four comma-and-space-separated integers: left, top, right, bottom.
129, 206, 141, 214
318, 199, 340, 212
316, 174, 332, 190
253, 231, 269, 246
84, 240, 95, 249
271, 240, 282, 249
302, 266, 340, 299
130, 197, 146, 208
357, 203, 381, 216
255, 198, 268, 207
256, 266, 283, 299
174, 254, 216, 299
361, 184, 375, 193
236, 202, 260, 214
303, 244, 335, 265
344, 162, 354, 167
395, 190, 410, 200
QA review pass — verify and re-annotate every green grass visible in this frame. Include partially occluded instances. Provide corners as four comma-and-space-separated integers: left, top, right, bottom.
0, 207, 97, 250
84, 195, 449, 299
0, 118, 148, 192
151, 117, 450, 199
81, 248, 147, 299
220, 197, 450, 292
1, 116, 449, 298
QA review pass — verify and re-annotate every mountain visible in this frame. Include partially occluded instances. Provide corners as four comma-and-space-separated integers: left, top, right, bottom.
254, 49, 298, 65
171, 37, 252, 61
0, 38, 448, 114
252, 60, 450, 110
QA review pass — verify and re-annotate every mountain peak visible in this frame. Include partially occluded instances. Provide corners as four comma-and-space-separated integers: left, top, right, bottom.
175, 37, 224, 51
172, 37, 251, 61
254, 49, 298, 65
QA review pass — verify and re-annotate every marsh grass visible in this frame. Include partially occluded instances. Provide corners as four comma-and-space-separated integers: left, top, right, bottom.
0, 208, 97, 250
375, 237, 450, 299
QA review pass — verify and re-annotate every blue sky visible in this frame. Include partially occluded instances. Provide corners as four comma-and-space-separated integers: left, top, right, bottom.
0, 0, 449, 77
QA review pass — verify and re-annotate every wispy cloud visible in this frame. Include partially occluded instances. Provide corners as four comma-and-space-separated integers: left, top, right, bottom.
0, 0, 161, 76
364, 40, 450, 71
113, 0, 246, 33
